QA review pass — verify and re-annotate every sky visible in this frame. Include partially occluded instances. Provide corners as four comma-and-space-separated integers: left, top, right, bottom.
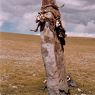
0, 0, 95, 37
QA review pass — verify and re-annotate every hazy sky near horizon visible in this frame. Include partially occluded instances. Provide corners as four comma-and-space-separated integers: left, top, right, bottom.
0, 0, 95, 37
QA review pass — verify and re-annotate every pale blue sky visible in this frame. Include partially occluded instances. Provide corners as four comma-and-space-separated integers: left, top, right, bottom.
0, 0, 95, 37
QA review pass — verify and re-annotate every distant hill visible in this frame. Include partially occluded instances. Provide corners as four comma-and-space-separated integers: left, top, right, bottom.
0, 32, 95, 41
0, 32, 40, 42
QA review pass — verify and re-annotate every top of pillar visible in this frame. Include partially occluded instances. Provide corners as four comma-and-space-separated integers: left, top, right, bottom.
41, 0, 59, 10
42, 0, 56, 6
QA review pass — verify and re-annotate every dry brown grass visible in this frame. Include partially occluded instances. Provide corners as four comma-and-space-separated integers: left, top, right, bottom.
0, 32, 95, 95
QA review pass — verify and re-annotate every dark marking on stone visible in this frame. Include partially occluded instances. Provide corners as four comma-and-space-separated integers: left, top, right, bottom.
44, 36, 53, 43
59, 89, 70, 95
42, 47, 48, 57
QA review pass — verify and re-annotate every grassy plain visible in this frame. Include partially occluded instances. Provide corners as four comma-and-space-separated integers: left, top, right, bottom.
0, 32, 95, 95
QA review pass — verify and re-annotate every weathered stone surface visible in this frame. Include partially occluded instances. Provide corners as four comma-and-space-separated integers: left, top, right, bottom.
41, 27, 68, 95
41, 0, 69, 95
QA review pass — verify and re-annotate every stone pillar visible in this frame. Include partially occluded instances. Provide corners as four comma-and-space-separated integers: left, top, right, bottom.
40, 0, 69, 95
40, 23, 68, 95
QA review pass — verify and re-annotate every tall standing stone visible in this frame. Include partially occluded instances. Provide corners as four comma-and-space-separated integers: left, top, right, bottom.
40, 0, 69, 95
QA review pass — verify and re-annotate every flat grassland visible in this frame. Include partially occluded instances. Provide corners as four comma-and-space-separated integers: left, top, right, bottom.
0, 32, 95, 95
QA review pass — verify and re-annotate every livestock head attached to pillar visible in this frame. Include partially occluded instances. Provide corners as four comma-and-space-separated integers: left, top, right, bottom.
30, 0, 66, 51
